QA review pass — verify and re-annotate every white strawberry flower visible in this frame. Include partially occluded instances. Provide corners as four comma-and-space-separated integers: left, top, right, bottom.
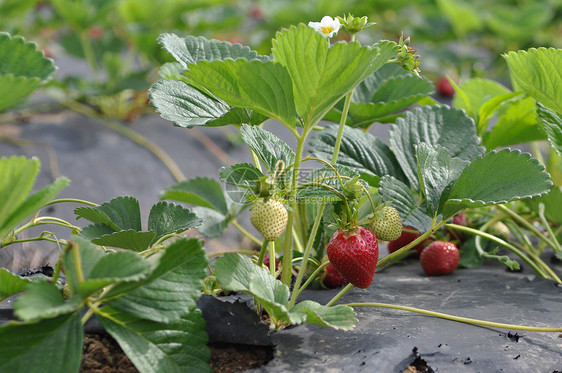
308, 16, 341, 38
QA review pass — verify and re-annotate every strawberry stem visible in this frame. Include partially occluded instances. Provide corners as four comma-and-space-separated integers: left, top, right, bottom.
377, 228, 434, 267
257, 239, 269, 267
345, 302, 562, 333
325, 283, 354, 307
269, 241, 276, 276
289, 201, 326, 308
293, 261, 330, 299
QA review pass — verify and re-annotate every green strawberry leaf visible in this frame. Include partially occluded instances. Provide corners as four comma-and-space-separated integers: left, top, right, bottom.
219, 163, 264, 189
379, 175, 433, 233
297, 164, 365, 202
158, 33, 269, 70
214, 253, 305, 325
90, 229, 157, 252
389, 105, 485, 190
536, 102, 562, 156
526, 186, 562, 225
442, 149, 553, 219
184, 58, 297, 128
14, 282, 78, 321
160, 177, 228, 215
330, 74, 434, 129
240, 124, 296, 175
290, 300, 356, 330
452, 78, 511, 123
0, 269, 31, 300
272, 24, 398, 126
189, 207, 229, 238
457, 237, 484, 269
0, 33, 56, 111
0, 312, 83, 373
74, 196, 142, 231
149, 79, 229, 128
63, 236, 150, 298
148, 201, 202, 243
104, 238, 207, 323
504, 47, 562, 115
99, 307, 211, 373
309, 124, 407, 186
416, 143, 470, 217
482, 96, 545, 151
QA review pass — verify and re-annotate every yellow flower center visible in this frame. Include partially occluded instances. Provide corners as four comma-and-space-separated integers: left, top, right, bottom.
320, 26, 335, 35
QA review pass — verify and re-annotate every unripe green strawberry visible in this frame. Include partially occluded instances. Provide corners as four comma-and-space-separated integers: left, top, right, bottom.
250, 198, 288, 241
62, 282, 71, 300
368, 206, 402, 241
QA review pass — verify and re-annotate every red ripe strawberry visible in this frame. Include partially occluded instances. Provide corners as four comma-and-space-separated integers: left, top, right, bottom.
322, 263, 349, 288
387, 226, 430, 256
420, 241, 459, 276
327, 227, 379, 289
436, 76, 455, 97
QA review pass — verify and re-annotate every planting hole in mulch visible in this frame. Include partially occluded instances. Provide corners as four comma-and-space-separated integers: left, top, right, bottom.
401, 347, 435, 373
81, 333, 274, 373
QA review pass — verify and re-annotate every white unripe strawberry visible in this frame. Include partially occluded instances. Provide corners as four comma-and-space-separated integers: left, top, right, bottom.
250, 199, 288, 241
368, 205, 402, 242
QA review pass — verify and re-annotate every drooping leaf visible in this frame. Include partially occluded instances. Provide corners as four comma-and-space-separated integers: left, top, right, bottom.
184, 58, 297, 127
504, 48, 562, 115
158, 33, 269, 70
379, 176, 434, 232
290, 300, 356, 330
416, 143, 470, 217
309, 124, 406, 186
0, 269, 31, 300
99, 307, 210, 373
160, 177, 228, 215
74, 196, 142, 231
0, 312, 83, 373
240, 124, 295, 174
148, 202, 202, 243
272, 24, 398, 126
443, 149, 553, 218
14, 282, 78, 321
389, 105, 485, 189
536, 102, 562, 156
214, 253, 305, 325
104, 238, 207, 323
482, 96, 545, 150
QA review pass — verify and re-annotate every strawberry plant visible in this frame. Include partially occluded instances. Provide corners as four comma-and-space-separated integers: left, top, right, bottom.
149, 14, 561, 337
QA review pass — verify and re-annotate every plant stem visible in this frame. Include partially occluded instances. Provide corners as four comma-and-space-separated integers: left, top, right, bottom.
538, 203, 562, 252
269, 241, 276, 276
294, 261, 329, 299
231, 219, 262, 246
257, 239, 269, 267
326, 283, 354, 307
289, 202, 326, 308
79, 31, 99, 82
346, 302, 562, 332
378, 228, 434, 267
281, 134, 306, 286
447, 223, 556, 281
46, 198, 99, 207
331, 90, 354, 165
498, 204, 558, 251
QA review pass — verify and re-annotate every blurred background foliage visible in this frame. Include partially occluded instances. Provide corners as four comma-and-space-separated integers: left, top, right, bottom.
1, 0, 561, 119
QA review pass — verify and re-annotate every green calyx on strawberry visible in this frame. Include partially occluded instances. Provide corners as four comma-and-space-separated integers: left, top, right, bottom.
327, 226, 379, 289
366, 204, 402, 242
250, 198, 288, 241
342, 176, 363, 201
420, 241, 459, 276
